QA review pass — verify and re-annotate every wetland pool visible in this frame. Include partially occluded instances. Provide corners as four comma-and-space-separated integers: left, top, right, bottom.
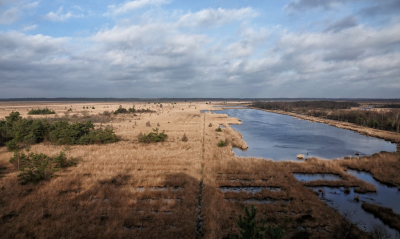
203, 109, 397, 161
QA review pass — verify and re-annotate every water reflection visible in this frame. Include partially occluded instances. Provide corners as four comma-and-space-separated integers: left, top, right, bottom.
293, 173, 342, 182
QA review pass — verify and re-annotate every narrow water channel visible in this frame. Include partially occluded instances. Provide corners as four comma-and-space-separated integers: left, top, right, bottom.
203, 108, 396, 161
299, 170, 400, 237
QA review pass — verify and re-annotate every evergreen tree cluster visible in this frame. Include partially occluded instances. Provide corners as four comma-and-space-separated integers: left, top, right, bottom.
0, 111, 118, 150
28, 108, 56, 115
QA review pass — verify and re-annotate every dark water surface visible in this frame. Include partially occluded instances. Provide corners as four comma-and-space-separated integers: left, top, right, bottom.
203, 109, 396, 161
309, 170, 400, 237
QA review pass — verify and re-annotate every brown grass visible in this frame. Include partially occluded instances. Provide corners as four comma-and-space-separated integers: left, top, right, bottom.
362, 203, 400, 231
0, 101, 394, 238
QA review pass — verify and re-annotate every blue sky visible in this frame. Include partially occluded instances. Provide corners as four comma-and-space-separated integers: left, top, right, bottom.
1, 0, 399, 98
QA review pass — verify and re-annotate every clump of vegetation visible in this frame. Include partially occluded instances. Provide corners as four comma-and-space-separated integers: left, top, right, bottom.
146, 121, 151, 127
208, 123, 212, 127
216, 127, 222, 132
103, 111, 111, 116
113, 107, 128, 114
0, 111, 118, 148
128, 107, 135, 113
182, 133, 188, 142
233, 205, 285, 239
138, 128, 167, 143
92, 106, 95, 109
28, 108, 55, 115
50, 121, 117, 145
218, 139, 228, 147
9, 148, 78, 185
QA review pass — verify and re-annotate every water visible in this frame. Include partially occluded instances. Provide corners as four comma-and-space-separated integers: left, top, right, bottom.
213, 106, 247, 108
293, 173, 342, 182
346, 170, 400, 214
203, 109, 396, 161
308, 170, 400, 237
219, 186, 281, 195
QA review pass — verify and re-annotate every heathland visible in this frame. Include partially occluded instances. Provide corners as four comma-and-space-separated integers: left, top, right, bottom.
0, 100, 399, 239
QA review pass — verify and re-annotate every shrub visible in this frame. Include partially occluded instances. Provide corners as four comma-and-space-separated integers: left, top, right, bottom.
6, 139, 19, 151
218, 139, 228, 147
146, 121, 151, 127
92, 107, 95, 109
139, 128, 167, 143
182, 133, 188, 142
233, 205, 285, 239
128, 107, 135, 113
28, 108, 55, 115
103, 111, 111, 116
209, 123, 212, 127
9, 149, 78, 185
216, 127, 222, 132
113, 107, 128, 114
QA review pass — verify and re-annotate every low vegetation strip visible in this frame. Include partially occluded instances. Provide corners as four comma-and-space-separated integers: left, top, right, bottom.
251, 101, 400, 133
27, 108, 55, 115
0, 111, 118, 150
362, 203, 400, 231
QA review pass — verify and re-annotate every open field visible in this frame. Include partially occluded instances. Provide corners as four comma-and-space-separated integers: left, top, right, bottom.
1, 101, 399, 238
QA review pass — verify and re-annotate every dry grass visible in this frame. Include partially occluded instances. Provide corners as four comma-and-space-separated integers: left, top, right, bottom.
0, 101, 396, 238
362, 203, 400, 232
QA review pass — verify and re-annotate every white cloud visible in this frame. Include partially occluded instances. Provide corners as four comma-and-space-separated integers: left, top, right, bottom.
177, 7, 258, 28
105, 0, 168, 16
45, 6, 83, 22
21, 24, 37, 31
0, 1, 38, 25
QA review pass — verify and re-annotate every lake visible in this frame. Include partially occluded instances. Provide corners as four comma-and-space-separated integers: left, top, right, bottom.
203, 109, 397, 161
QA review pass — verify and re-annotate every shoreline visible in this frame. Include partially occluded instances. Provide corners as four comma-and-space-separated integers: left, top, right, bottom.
248, 106, 400, 146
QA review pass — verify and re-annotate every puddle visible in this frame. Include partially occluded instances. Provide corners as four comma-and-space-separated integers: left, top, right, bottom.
312, 187, 399, 237
134, 186, 183, 192
219, 186, 281, 195
103, 198, 110, 202
224, 198, 288, 204
149, 187, 168, 192
219, 125, 225, 129
293, 173, 342, 182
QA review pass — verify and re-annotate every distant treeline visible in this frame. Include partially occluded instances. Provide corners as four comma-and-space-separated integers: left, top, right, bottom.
0, 112, 118, 150
379, 104, 400, 108
252, 101, 360, 111
1, 98, 400, 102
252, 101, 400, 132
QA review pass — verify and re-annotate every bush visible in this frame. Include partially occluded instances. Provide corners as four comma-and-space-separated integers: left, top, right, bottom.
233, 205, 285, 239
209, 123, 212, 127
182, 133, 188, 142
28, 108, 55, 115
218, 139, 228, 147
103, 111, 111, 116
92, 107, 95, 109
113, 107, 128, 114
216, 127, 222, 132
128, 107, 135, 113
9, 149, 78, 185
146, 121, 151, 127
6, 139, 19, 151
139, 128, 167, 143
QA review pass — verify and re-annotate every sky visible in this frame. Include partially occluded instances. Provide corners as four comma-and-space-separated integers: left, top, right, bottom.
0, 0, 399, 98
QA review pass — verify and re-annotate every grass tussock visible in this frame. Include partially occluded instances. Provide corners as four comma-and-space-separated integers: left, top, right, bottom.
362, 203, 400, 231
